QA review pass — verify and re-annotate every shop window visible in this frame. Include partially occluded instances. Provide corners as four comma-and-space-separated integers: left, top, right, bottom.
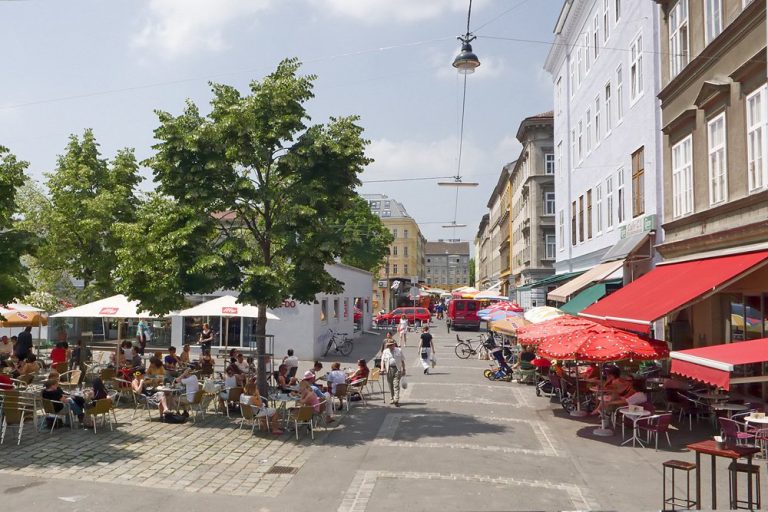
320, 299, 327, 324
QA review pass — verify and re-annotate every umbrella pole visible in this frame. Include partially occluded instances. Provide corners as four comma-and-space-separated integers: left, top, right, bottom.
593, 362, 614, 436
570, 358, 588, 417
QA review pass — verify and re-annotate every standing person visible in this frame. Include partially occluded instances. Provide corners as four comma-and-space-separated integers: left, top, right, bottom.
397, 314, 409, 347
14, 326, 33, 361
136, 319, 150, 355
199, 323, 214, 353
418, 326, 435, 375
380, 340, 406, 407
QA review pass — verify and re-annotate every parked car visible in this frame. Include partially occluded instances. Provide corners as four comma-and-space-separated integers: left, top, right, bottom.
374, 307, 431, 326
447, 299, 481, 331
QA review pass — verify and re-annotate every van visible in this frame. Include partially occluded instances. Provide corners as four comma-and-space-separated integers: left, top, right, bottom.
447, 299, 481, 331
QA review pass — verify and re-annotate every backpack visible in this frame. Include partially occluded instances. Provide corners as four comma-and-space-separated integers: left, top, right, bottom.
163, 412, 187, 424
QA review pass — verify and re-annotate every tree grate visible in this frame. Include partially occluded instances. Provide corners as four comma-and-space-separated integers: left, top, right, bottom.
266, 466, 297, 475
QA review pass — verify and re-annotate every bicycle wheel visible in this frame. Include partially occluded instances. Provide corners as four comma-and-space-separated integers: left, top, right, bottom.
339, 340, 353, 357
454, 342, 471, 359
324, 338, 333, 357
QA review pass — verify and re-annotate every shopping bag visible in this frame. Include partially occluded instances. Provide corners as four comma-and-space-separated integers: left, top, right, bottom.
431, 353, 437, 368
400, 376, 408, 389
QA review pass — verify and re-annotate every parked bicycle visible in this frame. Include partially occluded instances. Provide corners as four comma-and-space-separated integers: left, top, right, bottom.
454, 334, 486, 359
323, 329, 353, 357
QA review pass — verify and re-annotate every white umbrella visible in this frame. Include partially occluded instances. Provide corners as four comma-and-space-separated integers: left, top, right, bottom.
524, 306, 565, 324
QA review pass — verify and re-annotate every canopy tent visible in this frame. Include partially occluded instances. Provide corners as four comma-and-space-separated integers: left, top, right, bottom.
547, 260, 624, 303
580, 250, 768, 334
473, 290, 509, 301
559, 279, 622, 315
0, 303, 47, 327
524, 306, 565, 324
490, 316, 531, 336
671, 339, 768, 390
50, 294, 153, 319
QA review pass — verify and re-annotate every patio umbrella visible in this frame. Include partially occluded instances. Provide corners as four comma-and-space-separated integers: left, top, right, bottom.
537, 321, 669, 434
516, 315, 595, 346
484, 310, 523, 322
524, 306, 566, 324
490, 316, 531, 336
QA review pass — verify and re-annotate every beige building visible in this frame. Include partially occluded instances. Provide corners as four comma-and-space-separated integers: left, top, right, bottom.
363, 194, 426, 311
486, 169, 508, 291
425, 241, 471, 289
474, 214, 490, 290
509, 112, 557, 308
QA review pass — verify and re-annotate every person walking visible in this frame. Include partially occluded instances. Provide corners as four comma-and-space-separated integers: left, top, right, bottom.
381, 339, 406, 406
418, 326, 435, 375
14, 326, 33, 361
397, 314, 409, 347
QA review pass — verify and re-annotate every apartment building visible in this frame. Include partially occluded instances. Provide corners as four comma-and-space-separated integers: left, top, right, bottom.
486, 167, 509, 292
508, 112, 557, 309
542, 0, 663, 309
474, 214, 490, 290
425, 241, 471, 289
363, 194, 426, 311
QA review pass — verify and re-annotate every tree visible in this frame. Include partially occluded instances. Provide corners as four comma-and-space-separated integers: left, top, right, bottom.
468, 258, 475, 287
338, 195, 393, 273
119, 58, 375, 395
0, 145, 34, 305
18, 130, 141, 303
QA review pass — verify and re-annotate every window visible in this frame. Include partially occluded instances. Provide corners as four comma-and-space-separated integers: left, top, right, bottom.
392, 246, 398, 256
577, 44, 583, 86
603, 0, 610, 42
708, 113, 728, 205
596, 184, 603, 234
381, 210, 391, 217
393, 264, 398, 274
571, 201, 577, 246
545, 192, 556, 215
604, 82, 612, 133
615, 0, 620, 23
617, 168, 626, 224
384, 200, 390, 209
578, 195, 584, 242
404, 264, 408, 274
669, 0, 689, 78
369, 201, 380, 209
333, 298, 339, 319
632, 147, 645, 217
403, 229, 408, 238
556, 76, 562, 114
594, 96, 601, 143
586, 109, 592, 154
704, 0, 723, 45
629, 34, 643, 102
545, 153, 555, 174
616, 66, 624, 122
584, 32, 591, 74
558, 210, 565, 249
593, 15, 600, 60
404, 246, 408, 257
570, 129, 576, 164
578, 120, 583, 161
392, 228, 397, 238
747, 86, 767, 192
587, 189, 593, 239
569, 60, 576, 97
545, 235, 556, 260
556, 141, 562, 176
606, 176, 614, 229
672, 135, 694, 218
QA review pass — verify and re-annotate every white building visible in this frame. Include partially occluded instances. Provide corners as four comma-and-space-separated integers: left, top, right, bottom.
543, 0, 664, 306
171, 263, 373, 360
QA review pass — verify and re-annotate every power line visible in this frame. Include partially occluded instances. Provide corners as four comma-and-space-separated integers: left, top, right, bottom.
470, 0, 536, 33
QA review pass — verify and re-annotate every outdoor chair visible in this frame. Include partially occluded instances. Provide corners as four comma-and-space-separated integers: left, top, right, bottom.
18, 374, 34, 386
58, 369, 82, 391
1, 391, 32, 445
219, 386, 243, 418
333, 383, 349, 412
731, 410, 758, 431
132, 390, 161, 421
99, 368, 116, 386
84, 398, 117, 434
677, 393, 711, 430
347, 378, 367, 407
112, 378, 133, 406
41, 399, 74, 433
187, 389, 207, 423
53, 362, 68, 375
636, 413, 673, 450
287, 405, 314, 441
239, 403, 271, 434
366, 368, 385, 400
312, 398, 329, 428
719, 417, 755, 446
9, 378, 29, 390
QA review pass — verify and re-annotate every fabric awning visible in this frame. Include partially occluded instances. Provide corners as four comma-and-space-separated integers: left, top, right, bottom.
580, 250, 768, 334
50, 294, 155, 319
671, 339, 768, 390
547, 260, 624, 303
600, 233, 651, 262
560, 279, 621, 315
516, 271, 585, 292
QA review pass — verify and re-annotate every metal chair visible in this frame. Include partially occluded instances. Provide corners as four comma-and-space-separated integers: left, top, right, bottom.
287, 405, 314, 440
84, 398, 116, 433
719, 417, 755, 446
636, 413, 673, 450
41, 399, 74, 433
333, 383, 349, 412
347, 378, 367, 406
366, 368, 385, 400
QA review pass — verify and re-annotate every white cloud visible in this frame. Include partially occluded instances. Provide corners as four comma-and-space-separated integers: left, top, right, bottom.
313, 0, 491, 24
132, 0, 271, 58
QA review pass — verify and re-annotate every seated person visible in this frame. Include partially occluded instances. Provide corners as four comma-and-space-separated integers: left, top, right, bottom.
590, 367, 636, 416
218, 367, 242, 411
310, 361, 323, 379
240, 382, 283, 435
303, 371, 334, 423
18, 354, 41, 377
47, 369, 61, 384
292, 379, 320, 415
484, 334, 511, 373
515, 346, 536, 370
164, 347, 180, 372
146, 357, 165, 387
42, 378, 85, 424
234, 353, 250, 374
0, 361, 13, 389
199, 350, 215, 375
179, 344, 192, 366
50, 342, 68, 365
132, 371, 171, 415
0, 335, 12, 360
129, 346, 143, 370
276, 364, 296, 392
325, 362, 347, 395
347, 359, 370, 384
226, 362, 246, 387
174, 369, 199, 416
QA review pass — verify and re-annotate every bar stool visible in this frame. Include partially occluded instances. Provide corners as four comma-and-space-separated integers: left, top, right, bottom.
728, 461, 761, 510
662, 459, 697, 511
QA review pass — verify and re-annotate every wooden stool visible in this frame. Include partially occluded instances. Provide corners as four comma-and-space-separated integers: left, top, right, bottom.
728, 461, 761, 510
663, 459, 697, 511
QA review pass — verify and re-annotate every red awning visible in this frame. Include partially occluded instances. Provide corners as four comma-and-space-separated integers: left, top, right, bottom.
579, 250, 768, 334
670, 339, 768, 390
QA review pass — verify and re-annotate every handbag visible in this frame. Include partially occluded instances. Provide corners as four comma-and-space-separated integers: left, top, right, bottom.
400, 376, 408, 389
431, 353, 437, 368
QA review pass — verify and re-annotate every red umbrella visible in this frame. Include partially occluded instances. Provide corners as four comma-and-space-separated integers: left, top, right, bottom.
536, 323, 669, 362
486, 301, 524, 313
516, 315, 595, 346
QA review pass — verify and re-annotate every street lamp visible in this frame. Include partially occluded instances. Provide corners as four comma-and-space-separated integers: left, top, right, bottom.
452, 0, 480, 74
438, 176, 479, 187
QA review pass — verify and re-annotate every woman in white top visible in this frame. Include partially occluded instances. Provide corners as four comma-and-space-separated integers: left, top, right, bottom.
397, 315, 409, 347
240, 383, 283, 435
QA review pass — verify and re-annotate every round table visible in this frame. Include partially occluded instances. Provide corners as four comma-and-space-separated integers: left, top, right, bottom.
711, 403, 749, 418
744, 415, 768, 429
693, 391, 730, 401
618, 407, 651, 447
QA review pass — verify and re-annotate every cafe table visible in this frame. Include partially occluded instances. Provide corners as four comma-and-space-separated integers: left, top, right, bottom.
618, 407, 651, 447
711, 402, 748, 418
686, 439, 760, 510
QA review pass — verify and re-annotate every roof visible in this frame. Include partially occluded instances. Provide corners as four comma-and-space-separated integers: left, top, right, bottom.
516, 111, 555, 142
425, 241, 470, 255
361, 193, 411, 218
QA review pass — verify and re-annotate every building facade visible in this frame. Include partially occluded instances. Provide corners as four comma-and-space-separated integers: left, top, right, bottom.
509, 112, 557, 309
425, 241, 471, 289
486, 169, 507, 291
474, 214, 490, 290
543, 0, 664, 304
363, 194, 426, 311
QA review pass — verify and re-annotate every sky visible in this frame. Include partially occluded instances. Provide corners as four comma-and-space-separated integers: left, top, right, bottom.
0, 0, 561, 246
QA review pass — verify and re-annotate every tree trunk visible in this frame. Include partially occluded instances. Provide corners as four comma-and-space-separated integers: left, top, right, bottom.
256, 305, 268, 398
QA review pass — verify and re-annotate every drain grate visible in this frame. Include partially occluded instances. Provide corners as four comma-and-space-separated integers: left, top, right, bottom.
266, 466, 297, 475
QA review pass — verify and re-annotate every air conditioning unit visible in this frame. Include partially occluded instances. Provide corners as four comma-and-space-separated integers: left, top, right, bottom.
377, 280, 387, 287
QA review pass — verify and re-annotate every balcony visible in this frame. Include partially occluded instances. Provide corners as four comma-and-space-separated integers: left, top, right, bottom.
521, 218, 530, 233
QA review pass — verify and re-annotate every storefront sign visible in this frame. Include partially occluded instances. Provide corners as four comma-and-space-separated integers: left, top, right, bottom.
281, 299, 297, 308
620, 214, 656, 239
221, 307, 238, 315
99, 307, 118, 315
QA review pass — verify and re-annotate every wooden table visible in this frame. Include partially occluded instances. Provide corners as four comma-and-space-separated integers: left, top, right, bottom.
686, 440, 760, 510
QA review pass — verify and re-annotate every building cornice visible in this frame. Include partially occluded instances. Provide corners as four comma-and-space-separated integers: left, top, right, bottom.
662, 189, 768, 232
544, 0, 587, 74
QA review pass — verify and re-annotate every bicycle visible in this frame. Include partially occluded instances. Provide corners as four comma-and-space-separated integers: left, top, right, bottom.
454, 334, 485, 359
323, 329, 353, 357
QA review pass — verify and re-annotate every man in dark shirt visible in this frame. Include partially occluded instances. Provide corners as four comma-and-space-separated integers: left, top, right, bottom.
15, 326, 33, 361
